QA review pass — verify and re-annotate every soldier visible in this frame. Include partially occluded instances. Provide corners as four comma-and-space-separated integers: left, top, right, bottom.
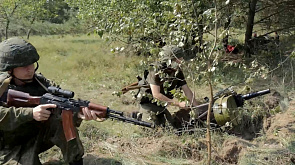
137, 45, 200, 128
0, 37, 103, 165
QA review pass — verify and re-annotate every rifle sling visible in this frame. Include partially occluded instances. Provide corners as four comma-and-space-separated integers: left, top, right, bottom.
0, 76, 12, 98
0, 73, 49, 99
34, 75, 49, 92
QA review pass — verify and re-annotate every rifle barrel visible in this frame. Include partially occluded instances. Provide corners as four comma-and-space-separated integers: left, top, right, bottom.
242, 89, 270, 100
107, 108, 124, 116
108, 114, 154, 128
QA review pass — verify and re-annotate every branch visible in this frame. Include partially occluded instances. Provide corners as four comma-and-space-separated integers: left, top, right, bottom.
254, 9, 285, 24
206, 1, 218, 165
268, 50, 295, 73
0, 6, 8, 19
255, 1, 285, 13
10, 3, 18, 16
258, 26, 295, 37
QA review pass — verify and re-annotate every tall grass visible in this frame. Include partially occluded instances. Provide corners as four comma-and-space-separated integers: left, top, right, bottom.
28, 34, 295, 165
28, 35, 144, 107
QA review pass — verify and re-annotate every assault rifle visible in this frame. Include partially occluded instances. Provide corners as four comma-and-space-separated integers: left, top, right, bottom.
121, 75, 150, 94
6, 87, 154, 141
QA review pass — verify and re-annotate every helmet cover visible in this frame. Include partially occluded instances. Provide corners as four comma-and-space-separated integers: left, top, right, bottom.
0, 37, 39, 71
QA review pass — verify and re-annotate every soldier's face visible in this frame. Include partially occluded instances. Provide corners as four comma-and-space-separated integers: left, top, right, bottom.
12, 64, 35, 79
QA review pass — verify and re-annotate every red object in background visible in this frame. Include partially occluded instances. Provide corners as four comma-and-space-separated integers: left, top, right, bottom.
226, 45, 236, 53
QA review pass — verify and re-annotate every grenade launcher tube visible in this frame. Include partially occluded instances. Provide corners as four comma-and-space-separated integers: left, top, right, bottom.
241, 89, 271, 100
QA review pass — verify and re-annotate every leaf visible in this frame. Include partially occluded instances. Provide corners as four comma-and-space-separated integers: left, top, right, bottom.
96, 30, 104, 38
203, 9, 212, 16
170, 89, 176, 94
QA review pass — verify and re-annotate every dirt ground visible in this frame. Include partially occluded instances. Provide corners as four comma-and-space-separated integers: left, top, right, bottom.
42, 90, 295, 165
214, 91, 295, 164
91, 91, 294, 164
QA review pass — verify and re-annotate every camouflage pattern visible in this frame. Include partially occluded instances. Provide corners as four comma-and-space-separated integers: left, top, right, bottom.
0, 38, 39, 71
0, 73, 84, 165
138, 70, 187, 128
139, 103, 174, 128
137, 45, 195, 128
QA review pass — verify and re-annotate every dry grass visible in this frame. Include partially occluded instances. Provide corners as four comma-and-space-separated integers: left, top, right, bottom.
30, 34, 295, 165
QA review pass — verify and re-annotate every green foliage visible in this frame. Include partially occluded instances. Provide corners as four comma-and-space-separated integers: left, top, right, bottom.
28, 34, 295, 165
170, 88, 188, 102
0, 0, 21, 15
66, 0, 215, 52
0, 0, 21, 25
16, 0, 48, 21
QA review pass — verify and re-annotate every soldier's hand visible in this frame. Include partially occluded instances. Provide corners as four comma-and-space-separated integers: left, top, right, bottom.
78, 107, 106, 122
33, 104, 56, 121
178, 101, 187, 108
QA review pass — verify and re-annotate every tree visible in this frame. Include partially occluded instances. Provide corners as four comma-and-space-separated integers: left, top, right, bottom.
66, 0, 215, 55
16, 0, 48, 39
244, 0, 258, 57
44, 0, 71, 24
0, 0, 20, 39
243, 0, 295, 56
256, 0, 295, 34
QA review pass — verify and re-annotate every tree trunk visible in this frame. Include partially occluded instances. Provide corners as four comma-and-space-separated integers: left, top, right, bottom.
5, 20, 9, 39
27, 18, 36, 40
0, 30, 2, 42
244, 0, 258, 58
27, 29, 31, 40
197, 21, 204, 52
223, 17, 231, 47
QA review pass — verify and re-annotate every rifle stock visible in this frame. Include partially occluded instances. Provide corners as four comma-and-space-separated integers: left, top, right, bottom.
121, 84, 150, 94
7, 89, 40, 107
6, 88, 154, 141
121, 82, 138, 94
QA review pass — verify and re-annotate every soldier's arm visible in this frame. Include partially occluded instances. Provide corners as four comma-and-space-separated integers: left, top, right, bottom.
181, 84, 200, 107
0, 106, 34, 131
150, 84, 186, 108
35, 73, 85, 126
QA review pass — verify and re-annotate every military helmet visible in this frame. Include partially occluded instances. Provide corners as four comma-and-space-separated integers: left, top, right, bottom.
159, 45, 185, 61
159, 45, 195, 62
0, 37, 39, 71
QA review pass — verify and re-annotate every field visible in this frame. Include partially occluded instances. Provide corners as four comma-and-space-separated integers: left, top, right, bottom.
25, 35, 295, 165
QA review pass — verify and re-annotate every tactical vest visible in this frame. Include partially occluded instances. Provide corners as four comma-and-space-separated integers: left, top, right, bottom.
136, 70, 152, 104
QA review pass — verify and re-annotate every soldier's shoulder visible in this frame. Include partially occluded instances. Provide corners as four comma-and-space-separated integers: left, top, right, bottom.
35, 72, 57, 87
35, 72, 50, 83
35, 72, 47, 79
0, 72, 10, 84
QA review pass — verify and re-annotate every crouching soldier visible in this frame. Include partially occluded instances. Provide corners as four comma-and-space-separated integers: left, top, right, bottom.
0, 37, 103, 165
137, 45, 200, 128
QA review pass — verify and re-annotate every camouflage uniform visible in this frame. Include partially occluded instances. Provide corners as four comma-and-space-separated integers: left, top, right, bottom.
139, 70, 187, 127
0, 38, 84, 165
138, 45, 190, 128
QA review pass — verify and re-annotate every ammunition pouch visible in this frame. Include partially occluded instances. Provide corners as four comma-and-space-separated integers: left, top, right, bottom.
136, 70, 150, 102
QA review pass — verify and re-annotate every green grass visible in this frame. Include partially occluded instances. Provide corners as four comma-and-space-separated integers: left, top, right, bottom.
26, 34, 295, 165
